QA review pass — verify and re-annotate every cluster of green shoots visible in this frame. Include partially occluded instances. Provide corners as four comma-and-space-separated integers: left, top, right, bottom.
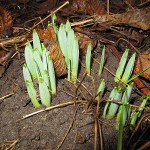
23, 16, 83, 107
23, 30, 56, 107
53, 16, 79, 83
101, 49, 149, 150
23, 15, 149, 150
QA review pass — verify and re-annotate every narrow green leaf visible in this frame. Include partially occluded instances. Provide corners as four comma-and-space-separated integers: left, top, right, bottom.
52, 14, 57, 26
67, 29, 74, 60
98, 45, 105, 76
23, 65, 40, 107
130, 97, 148, 126
39, 77, 51, 107
117, 105, 124, 150
115, 49, 129, 82
26, 80, 41, 107
34, 60, 41, 82
127, 66, 150, 83
48, 56, 56, 95
67, 59, 71, 81
43, 70, 50, 89
116, 82, 133, 122
96, 79, 105, 101
86, 43, 92, 75
117, 83, 133, 126
33, 49, 43, 74
130, 111, 138, 126
103, 87, 117, 118
106, 88, 122, 119
41, 45, 50, 88
58, 24, 67, 57
33, 30, 42, 56
24, 42, 36, 79
23, 64, 33, 84
121, 53, 136, 83
42, 44, 48, 71
52, 14, 58, 34
65, 20, 71, 32
71, 36, 79, 83
116, 90, 129, 130
126, 82, 134, 102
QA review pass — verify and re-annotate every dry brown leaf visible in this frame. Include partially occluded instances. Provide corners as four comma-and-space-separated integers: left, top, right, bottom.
72, 0, 105, 15
42, 26, 67, 77
134, 50, 150, 80
95, 7, 150, 30
75, 31, 97, 55
0, 6, 13, 37
36, 0, 58, 15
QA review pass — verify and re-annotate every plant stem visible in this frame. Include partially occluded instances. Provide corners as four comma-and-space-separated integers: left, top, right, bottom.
117, 125, 123, 150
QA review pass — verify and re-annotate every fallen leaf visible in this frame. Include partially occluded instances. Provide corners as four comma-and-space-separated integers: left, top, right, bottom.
42, 26, 67, 77
95, 7, 150, 30
36, 0, 58, 15
134, 50, 150, 80
70, 0, 105, 15
0, 6, 13, 38
75, 30, 97, 55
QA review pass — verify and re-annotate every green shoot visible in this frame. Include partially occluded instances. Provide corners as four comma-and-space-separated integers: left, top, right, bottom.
42, 45, 50, 88
58, 24, 67, 56
103, 87, 118, 118
24, 42, 37, 79
130, 95, 149, 126
52, 14, 58, 33
57, 20, 79, 83
71, 36, 79, 83
23, 29, 58, 107
23, 64, 40, 107
114, 49, 128, 82
47, 56, 56, 95
106, 88, 122, 119
116, 82, 133, 129
86, 43, 92, 75
96, 79, 105, 101
33, 49, 43, 74
67, 60, 71, 81
33, 29, 42, 56
65, 20, 71, 32
127, 66, 150, 83
23, 64, 33, 84
121, 53, 136, 84
39, 77, 51, 107
98, 45, 105, 76
116, 83, 134, 150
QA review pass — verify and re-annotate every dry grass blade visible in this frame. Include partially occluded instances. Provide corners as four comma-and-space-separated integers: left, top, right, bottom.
137, 141, 150, 150
20, 100, 88, 120
0, 93, 14, 102
0, 139, 18, 150
94, 117, 98, 150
